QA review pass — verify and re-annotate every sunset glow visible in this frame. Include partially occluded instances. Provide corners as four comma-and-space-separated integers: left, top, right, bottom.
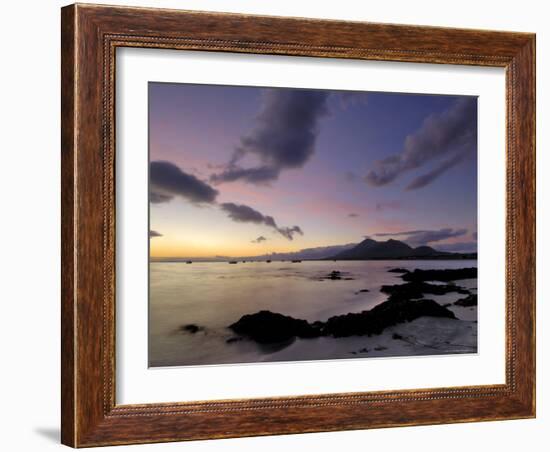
149, 83, 477, 259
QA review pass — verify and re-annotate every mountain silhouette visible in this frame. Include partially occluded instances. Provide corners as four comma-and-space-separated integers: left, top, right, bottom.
331, 238, 465, 260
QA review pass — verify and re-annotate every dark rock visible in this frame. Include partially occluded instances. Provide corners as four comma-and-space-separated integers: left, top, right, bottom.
229, 310, 316, 343
229, 298, 456, 344
454, 294, 478, 307
323, 298, 456, 338
320, 270, 354, 281
401, 267, 477, 282
380, 281, 470, 300
181, 324, 202, 334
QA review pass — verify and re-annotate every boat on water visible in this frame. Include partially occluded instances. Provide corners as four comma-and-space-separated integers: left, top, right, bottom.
186, 261, 192, 264
266, 260, 272, 263
291, 260, 302, 263
228, 261, 238, 264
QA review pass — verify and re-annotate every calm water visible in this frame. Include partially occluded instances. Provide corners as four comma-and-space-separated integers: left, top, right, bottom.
149, 260, 477, 367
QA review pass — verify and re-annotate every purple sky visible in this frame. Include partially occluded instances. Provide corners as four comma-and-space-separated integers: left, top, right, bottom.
149, 82, 477, 258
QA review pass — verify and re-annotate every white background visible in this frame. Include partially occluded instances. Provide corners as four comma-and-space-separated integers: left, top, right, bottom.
117, 49, 505, 404
0, 0, 547, 451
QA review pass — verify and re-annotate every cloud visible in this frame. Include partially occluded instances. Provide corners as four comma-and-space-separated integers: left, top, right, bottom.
220, 202, 303, 240
348, 213, 359, 218
149, 230, 162, 238
211, 89, 329, 184
210, 166, 279, 184
150, 161, 218, 204
406, 152, 466, 190
251, 236, 267, 244
435, 241, 477, 253
150, 192, 174, 204
221, 202, 276, 226
366, 97, 477, 189
374, 229, 426, 237
374, 228, 468, 246
277, 226, 304, 240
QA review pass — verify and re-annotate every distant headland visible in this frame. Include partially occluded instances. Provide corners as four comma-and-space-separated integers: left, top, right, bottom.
329, 238, 476, 260
151, 237, 476, 263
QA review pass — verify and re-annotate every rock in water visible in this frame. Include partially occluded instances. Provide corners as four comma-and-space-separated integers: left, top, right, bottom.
454, 294, 478, 306
181, 324, 202, 334
323, 298, 456, 338
380, 281, 470, 300
229, 300, 456, 343
401, 267, 477, 282
229, 310, 317, 343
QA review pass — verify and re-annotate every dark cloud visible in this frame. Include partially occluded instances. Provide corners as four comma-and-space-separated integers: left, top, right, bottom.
150, 192, 174, 204
374, 228, 468, 246
251, 236, 267, 244
277, 226, 304, 241
435, 241, 477, 253
406, 152, 466, 190
211, 166, 279, 184
348, 213, 359, 218
366, 97, 477, 189
150, 161, 218, 204
221, 202, 276, 226
211, 89, 329, 184
149, 230, 162, 238
374, 229, 427, 237
220, 202, 303, 240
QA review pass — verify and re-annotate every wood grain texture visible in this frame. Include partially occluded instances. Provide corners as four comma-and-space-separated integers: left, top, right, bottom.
60, 5, 76, 446
60, 3, 536, 447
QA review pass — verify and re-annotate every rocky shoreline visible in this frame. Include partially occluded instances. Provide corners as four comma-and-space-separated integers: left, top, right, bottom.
224, 267, 477, 345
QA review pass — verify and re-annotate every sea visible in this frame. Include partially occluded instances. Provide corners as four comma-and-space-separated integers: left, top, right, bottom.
149, 259, 477, 367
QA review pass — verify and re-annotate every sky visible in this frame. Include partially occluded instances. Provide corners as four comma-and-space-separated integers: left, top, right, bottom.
148, 82, 478, 258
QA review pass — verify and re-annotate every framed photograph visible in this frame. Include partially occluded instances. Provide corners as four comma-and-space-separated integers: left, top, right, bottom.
61, 3, 535, 447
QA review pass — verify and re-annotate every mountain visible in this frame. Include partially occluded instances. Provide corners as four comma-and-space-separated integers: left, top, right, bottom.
333, 239, 413, 259
331, 238, 471, 260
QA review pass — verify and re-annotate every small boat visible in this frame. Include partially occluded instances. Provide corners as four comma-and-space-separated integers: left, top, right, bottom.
228, 261, 238, 264
186, 261, 192, 264
266, 260, 272, 263
291, 260, 302, 263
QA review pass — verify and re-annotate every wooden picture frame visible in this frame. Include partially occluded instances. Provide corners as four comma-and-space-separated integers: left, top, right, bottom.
61, 3, 535, 447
